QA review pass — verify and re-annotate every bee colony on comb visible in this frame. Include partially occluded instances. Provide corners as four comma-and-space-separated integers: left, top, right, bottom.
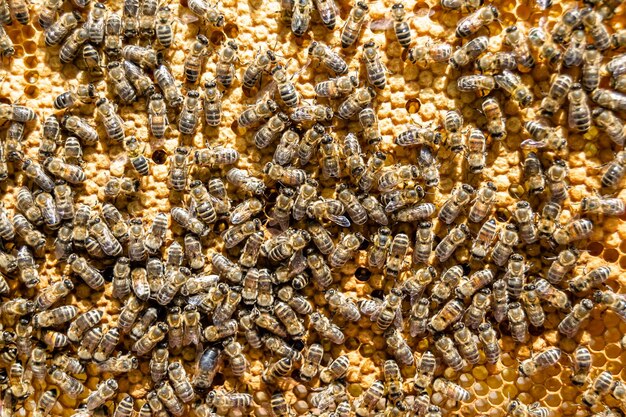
0, 0, 626, 415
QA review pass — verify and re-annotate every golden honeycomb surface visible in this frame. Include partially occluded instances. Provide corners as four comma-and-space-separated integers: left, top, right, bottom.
0, 0, 625, 416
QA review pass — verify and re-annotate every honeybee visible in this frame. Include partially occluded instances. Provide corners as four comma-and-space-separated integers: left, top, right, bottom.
96, 98, 125, 143
434, 333, 465, 371
467, 128, 487, 173
581, 7, 610, 51
559, 298, 594, 338
602, 151, 626, 188
154, 6, 173, 48
567, 84, 591, 133
481, 97, 506, 140
551, 7, 580, 44
355, 380, 385, 416
468, 182, 497, 223
519, 347, 561, 376
507, 302, 529, 343
215, 40, 238, 89
475, 51, 517, 73
512, 201, 537, 244
465, 288, 491, 329
457, 75, 495, 96
439, 184, 474, 224
187, 0, 224, 27
508, 400, 551, 417
107, 61, 137, 103
452, 322, 480, 364
178, 90, 202, 135
45, 11, 81, 46
563, 28, 585, 68
227, 168, 266, 195
593, 108, 626, 147
363, 41, 387, 89
581, 195, 625, 216
340, 1, 368, 48
528, 26, 563, 66
147, 94, 168, 138
582, 371, 614, 407
430, 298, 465, 332
433, 378, 471, 402
570, 266, 612, 294
38, 0, 61, 28
553, 218, 593, 246
591, 88, 626, 112
456, 6, 498, 38
491, 224, 519, 267
284, 0, 314, 36
49, 367, 84, 399
155, 64, 183, 108
243, 48, 277, 90
494, 69, 533, 108
329, 232, 364, 268
0, 25, 13, 57
581, 46, 602, 92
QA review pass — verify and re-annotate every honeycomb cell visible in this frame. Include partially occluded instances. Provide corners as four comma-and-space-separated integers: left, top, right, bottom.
587, 241, 604, 256
24, 70, 38, 84
151, 149, 167, 164
405, 98, 421, 114
603, 248, 619, 263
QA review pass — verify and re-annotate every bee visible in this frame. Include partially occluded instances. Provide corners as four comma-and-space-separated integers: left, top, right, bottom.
457, 75, 495, 96
593, 107, 626, 147
167, 147, 190, 191
411, 221, 434, 264
578, 47, 602, 93
468, 182, 497, 223
430, 297, 464, 332
491, 279, 508, 323
310, 311, 345, 344
385, 232, 409, 278
491, 224, 518, 267
340, 1, 368, 48
263, 162, 307, 187
583, 371, 614, 407
511, 201, 537, 245
155, 64, 184, 108
524, 152, 546, 195
355, 380, 385, 416
528, 26, 563, 66
466, 128, 487, 173
254, 112, 291, 149
439, 184, 474, 224
521, 284, 545, 327
566, 346, 593, 387
207, 390, 252, 409
550, 7, 580, 44
602, 151, 626, 188
581, 8, 610, 50
242, 48, 276, 90
457, 268, 493, 299
60, 27, 91, 64
338, 87, 375, 120
444, 110, 465, 151
328, 232, 363, 269
16, 186, 43, 226
478, 98, 506, 141
138, 0, 158, 37
308, 252, 333, 289
43, 157, 85, 184
271, 65, 300, 108
570, 266, 612, 294
315, 74, 358, 99
519, 347, 561, 377
14, 245, 38, 290
123, 136, 149, 177
227, 168, 266, 195
296, 343, 323, 381
308, 41, 348, 75
194, 83, 222, 129
238, 98, 279, 128
475, 322, 500, 364
187, 0, 224, 27
151, 6, 173, 48
94, 98, 126, 144
504, 253, 527, 300
363, 41, 387, 89
581, 195, 625, 216
494, 69, 533, 107
441, 0, 482, 11
86, 378, 119, 410
537, 202, 560, 241
452, 322, 480, 364
465, 288, 491, 329
145, 95, 169, 140
475, 51, 517, 73
382, 359, 405, 407
562, 28, 585, 68
508, 400, 551, 417
533, 278, 571, 311
60, 115, 99, 145
433, 378, 471, 402
591, 88, 626, 112
107, 61, 137, 103
553, 218, 593, 246
316, 355, 348, 385
291, 0, 312, 36
53, 83, 97, 111
44, 11, 81, 46
368, 226, 392, 269
507, 302, 529, 343
166, 362, 195, 404
545, 248, 578, 285
123, 60, 155, 97
178, 91, 202, 135
211, 253, 243, 283
262, 356, 294, 384
456, 5, 498, 38
49, 367, 84, 399
215, 40, 238, 89
325, 289, 361, 322
0, 24, 13, 57
182, 35, 210, 84
38, 0, 61, 28
435, 224, 469, 262
103, 12, 123, 57
567, 84, 591, 133
122, 0, 139, 37
318, 134, 342, 179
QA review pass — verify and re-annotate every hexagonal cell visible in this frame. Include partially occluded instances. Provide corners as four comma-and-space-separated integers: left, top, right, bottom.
24, 70, 38, 84
224, 23, 239, 38
21, 25, 35, 39
405, 98, 421, 114
23, 40, 36, 54
603, 248, 619, 263
210, 31, 226, 45
23, 54, 37, 68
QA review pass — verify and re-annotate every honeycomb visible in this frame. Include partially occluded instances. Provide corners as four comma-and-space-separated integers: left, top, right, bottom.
0, 0, 625, 416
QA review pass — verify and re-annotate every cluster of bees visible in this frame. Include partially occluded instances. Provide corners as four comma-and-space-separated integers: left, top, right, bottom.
0, 0, 625, 416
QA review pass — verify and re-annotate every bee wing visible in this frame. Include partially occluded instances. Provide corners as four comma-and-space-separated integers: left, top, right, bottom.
288, 250, 307, 275
181, 13, 200, 23
394, 306, 404, 329
111, 154, 129, 174
328, 214, 351, 228
369, 17, 393, 31
385, 199, 404, 213
520, 139, 548, 149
